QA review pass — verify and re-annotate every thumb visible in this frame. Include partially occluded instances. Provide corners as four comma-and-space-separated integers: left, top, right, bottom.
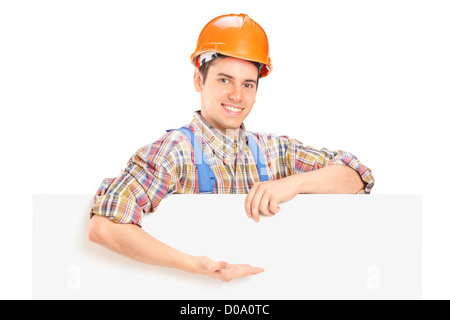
269, 203, 281, 215
213, 260, 229, 271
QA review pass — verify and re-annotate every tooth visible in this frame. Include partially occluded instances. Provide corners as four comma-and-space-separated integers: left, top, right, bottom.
224, 104, 241, 112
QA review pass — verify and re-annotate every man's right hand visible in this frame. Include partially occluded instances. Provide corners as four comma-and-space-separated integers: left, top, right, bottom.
194, 256, 264, 282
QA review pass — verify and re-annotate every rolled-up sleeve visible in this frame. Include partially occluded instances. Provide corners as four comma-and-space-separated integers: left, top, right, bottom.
90, 159, 175, 226
90, 133, 181, 226
285, 138, 375, 194
90, 173, 143, 225
326, 149, 375, 194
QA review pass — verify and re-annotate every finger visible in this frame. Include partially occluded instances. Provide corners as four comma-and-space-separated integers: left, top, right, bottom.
219, 264, 264, 282
258, 192, 272, 216
268, 197, 281, 215
235, 265, 264, 277
250, 186, 264, 222
233, 264, 264, 275
249, 266, 264, 275
245, 183, 259, 218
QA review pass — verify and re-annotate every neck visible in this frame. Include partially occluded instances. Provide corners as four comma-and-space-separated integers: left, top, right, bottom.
223, 128, 242, 141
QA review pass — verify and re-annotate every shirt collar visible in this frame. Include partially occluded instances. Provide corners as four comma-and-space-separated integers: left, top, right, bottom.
190, 110, 248, 165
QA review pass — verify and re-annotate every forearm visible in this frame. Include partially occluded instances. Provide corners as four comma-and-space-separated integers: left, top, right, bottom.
88, 214, 264, 281
294, 164, 365, 194
88, 215, 197, 274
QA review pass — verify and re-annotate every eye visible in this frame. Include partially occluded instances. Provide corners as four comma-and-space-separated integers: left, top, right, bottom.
244, 83, 254, 89
218, 78, 230, 84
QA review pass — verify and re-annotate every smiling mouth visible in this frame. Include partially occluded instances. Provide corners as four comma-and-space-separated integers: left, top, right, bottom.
222, 103, 244, 114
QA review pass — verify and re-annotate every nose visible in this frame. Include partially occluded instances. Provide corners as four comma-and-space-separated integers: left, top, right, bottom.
228, 84, 242, 102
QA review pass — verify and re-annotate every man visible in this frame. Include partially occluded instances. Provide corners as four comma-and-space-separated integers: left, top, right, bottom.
88, 14, 375, 282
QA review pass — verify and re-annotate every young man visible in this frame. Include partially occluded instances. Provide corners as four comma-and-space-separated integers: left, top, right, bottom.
88, 14, 374, 282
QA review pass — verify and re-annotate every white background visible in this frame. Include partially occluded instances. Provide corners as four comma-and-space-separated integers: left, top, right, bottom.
1, 0, 449, 299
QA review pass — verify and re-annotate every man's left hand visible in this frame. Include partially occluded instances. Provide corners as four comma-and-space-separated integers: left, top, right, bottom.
245, 175, 300, 222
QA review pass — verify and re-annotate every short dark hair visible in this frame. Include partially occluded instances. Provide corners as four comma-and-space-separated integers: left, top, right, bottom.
198, 57, 261, 89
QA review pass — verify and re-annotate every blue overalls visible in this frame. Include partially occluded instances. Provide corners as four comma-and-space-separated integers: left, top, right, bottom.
168, 127, 269, 193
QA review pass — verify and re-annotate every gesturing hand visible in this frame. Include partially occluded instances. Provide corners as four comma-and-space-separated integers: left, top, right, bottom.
245, 175, 300, 222
194, 256, 264, 282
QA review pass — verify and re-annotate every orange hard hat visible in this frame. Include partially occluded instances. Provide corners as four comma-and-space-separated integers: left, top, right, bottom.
191, 13, 273, 78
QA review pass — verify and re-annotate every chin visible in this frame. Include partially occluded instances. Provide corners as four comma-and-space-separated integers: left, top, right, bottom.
224, 120, 243, 130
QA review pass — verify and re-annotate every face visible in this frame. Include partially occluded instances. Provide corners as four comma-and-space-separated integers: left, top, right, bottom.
194, 57, 259, 135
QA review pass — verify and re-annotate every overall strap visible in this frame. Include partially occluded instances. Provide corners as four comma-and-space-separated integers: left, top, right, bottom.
247, 134, 269, 182
172, 127, 216, 193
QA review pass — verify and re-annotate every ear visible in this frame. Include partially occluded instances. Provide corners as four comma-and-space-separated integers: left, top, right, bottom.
193, 68, 203, 92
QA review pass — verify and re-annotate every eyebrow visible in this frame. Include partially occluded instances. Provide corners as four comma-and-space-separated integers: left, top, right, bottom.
216, 72, 258, 84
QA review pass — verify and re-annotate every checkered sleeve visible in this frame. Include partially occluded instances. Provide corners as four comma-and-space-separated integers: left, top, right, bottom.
326, 149, 375, 194
286, 138, 375, 194
89, 131, 183, 226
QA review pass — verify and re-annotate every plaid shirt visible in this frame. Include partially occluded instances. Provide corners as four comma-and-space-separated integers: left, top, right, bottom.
90, 111, 375, 226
